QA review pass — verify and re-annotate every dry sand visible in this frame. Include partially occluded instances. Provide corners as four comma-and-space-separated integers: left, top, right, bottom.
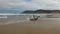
0, 18, 60, 34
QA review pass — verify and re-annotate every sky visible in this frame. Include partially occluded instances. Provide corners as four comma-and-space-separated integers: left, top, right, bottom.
0, 0, 60, 11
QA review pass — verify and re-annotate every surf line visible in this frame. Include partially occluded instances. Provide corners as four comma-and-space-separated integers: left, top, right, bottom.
0, 20, 29, 25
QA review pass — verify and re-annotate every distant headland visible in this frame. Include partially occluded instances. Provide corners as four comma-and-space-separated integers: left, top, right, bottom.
22, 9, 60, 14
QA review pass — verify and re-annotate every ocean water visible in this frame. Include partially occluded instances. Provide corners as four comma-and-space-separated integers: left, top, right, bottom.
0, 13, 41, 20
0, 13, 60, 23
0, 13, 57, 21
0, 15, 31, 23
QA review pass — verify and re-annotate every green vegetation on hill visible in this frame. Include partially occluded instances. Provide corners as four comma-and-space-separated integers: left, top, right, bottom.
22, 9, 60, 14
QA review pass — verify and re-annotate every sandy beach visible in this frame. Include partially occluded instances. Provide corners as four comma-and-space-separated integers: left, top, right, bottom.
0, 17, 60, 34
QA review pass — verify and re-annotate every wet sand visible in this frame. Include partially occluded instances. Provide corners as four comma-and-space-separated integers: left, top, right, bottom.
0, 18, 60, 34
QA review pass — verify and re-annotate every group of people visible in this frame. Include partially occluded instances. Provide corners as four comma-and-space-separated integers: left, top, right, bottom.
29, 15, 40, 21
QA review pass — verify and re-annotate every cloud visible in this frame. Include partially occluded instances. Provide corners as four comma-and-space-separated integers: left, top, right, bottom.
0, 0, 60, 11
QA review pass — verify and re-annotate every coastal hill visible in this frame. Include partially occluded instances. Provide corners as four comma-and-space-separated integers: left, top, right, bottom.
22, 9, 60, 14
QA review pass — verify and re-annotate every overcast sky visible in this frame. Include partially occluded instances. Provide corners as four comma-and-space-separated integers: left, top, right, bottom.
0, 0, 60, 11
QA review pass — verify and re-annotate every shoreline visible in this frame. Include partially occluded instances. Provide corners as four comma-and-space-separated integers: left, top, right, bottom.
0, 18, 60, 34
